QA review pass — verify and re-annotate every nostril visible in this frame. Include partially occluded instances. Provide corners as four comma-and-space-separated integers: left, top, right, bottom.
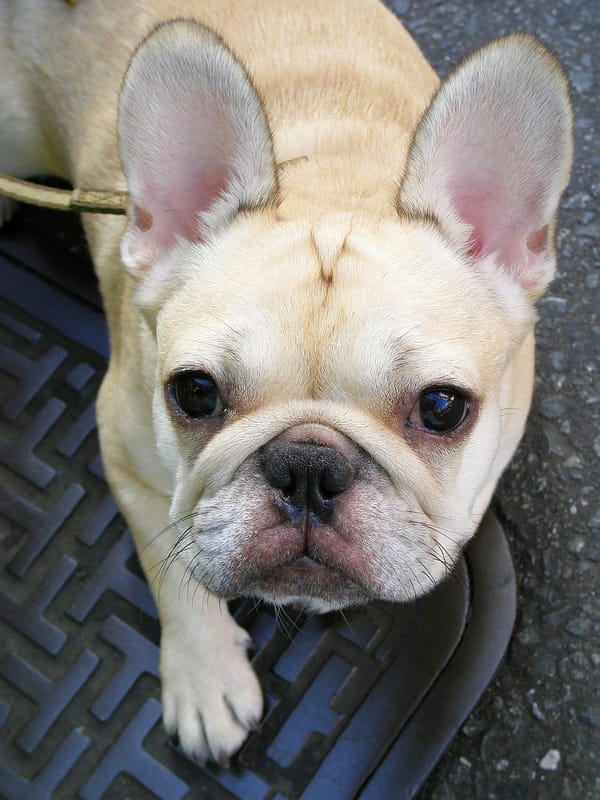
320, 460, 353, 497
261, 452, 306, 506
260, 440, 354, 521
263, 458, 295, 492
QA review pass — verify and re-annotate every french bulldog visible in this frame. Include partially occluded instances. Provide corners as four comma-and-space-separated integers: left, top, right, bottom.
0, 0, 572, 766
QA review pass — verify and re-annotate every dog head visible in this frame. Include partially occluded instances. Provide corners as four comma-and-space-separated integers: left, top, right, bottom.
116, 21, 572, 610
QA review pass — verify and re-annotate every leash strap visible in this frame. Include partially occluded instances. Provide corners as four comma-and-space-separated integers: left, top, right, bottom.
0, 173, 128, 215
0, 156, 307, 216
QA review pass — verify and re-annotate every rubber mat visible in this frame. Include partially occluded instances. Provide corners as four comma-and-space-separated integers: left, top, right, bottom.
0, 204, 517, 800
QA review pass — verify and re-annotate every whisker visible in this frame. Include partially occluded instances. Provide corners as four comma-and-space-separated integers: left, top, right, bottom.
140, 511, 199, 555
429, 539, 469, 599
416, 556, 437, 590
154, 528, 194, 587
337, 608, 359, 641
274, 604, 304, 640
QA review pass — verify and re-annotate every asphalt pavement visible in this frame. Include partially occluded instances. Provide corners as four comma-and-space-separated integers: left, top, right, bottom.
383, 1, 599, 797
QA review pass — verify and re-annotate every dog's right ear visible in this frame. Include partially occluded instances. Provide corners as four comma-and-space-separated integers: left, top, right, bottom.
118, 20, 277, 275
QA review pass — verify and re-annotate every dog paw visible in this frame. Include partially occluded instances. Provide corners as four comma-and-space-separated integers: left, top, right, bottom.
160, 617, 262, 765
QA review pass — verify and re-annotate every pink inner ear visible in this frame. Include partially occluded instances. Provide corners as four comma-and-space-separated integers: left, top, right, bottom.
449, 171, 548, 276
138, 163, 231, 252
451, 173, 512, 259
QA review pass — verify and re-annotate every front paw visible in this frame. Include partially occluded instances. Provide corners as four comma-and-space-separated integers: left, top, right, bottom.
160, 618, 263, 765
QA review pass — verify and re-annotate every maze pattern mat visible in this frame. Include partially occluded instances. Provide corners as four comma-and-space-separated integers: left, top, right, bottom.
0, 208, 516, 799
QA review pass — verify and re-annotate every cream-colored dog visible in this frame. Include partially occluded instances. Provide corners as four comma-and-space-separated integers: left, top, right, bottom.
0, 0, 572, 765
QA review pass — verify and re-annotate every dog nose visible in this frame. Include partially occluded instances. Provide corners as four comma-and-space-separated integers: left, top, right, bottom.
260, 441, 353, 521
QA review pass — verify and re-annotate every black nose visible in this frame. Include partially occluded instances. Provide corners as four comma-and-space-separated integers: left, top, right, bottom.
260, 441, 353, 522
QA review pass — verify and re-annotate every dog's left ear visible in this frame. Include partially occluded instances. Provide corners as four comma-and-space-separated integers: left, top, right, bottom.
118, 19, 277, 274
398, 35, 573, 300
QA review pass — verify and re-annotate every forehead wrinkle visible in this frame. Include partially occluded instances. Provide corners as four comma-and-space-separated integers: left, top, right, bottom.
304, 222, 356, 398
310, 219, 352, 289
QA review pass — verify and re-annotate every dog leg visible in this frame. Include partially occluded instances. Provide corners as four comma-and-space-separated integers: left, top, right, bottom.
102, 462, 263, 764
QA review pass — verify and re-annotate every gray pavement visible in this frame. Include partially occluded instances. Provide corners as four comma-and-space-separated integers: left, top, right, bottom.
383, 0, 599, 797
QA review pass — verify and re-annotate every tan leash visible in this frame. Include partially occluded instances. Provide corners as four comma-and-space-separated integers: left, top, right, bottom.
0, 157, 308, 216
0, 173, 128, 215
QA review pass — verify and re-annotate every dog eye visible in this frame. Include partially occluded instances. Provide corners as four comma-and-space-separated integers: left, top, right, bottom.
417, 387, 469, 433
169, 371, 224, 419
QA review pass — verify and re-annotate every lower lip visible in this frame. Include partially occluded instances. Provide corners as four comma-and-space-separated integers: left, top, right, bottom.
276, 556, 343, 586
289, 556, 328, 570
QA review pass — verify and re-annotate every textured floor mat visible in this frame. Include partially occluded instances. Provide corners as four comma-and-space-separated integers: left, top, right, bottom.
0, 206, 516, 799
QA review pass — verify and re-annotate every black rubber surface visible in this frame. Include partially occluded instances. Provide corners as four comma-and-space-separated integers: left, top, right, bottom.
0, 205, 517, 799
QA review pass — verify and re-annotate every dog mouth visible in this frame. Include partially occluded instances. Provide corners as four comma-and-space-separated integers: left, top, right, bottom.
232, 529, 374, 609
270, 552, 343, 585
255, 545, 343, 582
